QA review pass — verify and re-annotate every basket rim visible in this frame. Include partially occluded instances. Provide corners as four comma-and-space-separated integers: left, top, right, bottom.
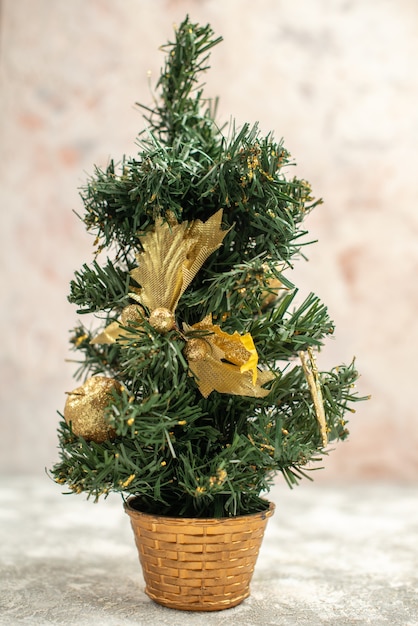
123, 496, 275, 524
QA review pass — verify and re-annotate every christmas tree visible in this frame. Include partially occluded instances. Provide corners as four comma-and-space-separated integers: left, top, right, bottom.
51, 17, 366, 518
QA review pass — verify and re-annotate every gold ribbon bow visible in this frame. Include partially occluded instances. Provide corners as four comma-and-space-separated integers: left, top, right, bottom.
184, 315, 273, 398
130, 209, 228, 314
91, 209, 272, 399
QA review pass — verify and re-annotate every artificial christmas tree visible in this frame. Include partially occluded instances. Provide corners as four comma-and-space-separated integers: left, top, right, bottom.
51, 17, 366, 610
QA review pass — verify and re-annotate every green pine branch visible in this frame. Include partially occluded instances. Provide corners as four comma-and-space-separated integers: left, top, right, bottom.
69, 258, 131, 313
139, 16, 223, 147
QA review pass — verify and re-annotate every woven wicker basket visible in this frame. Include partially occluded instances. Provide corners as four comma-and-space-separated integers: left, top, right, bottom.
124, 498, 275, 611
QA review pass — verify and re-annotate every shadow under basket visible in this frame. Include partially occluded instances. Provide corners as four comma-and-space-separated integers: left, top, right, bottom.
124, 497, 275, 612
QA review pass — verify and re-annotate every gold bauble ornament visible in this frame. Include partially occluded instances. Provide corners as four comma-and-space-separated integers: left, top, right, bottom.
148, 307, 176, 333
120, 304, 144, 326
183, 338, 210, 361
261, 277, 283, 309
90, 305, 145, 346
64, 376, 123, 443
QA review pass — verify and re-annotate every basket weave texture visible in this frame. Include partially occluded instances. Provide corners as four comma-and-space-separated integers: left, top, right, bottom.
124, 499, 275, 611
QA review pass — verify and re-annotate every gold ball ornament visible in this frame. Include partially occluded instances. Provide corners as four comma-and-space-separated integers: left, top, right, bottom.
148, 307, 176, 333
183, 338, 210, 361
121, 304, 144, 326
64, 376, 123, 443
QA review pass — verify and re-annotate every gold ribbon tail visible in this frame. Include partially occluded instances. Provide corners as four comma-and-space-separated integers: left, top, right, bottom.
299, 348, 328, 447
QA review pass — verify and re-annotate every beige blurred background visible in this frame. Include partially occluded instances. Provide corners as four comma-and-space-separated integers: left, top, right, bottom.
1, 0, 417, 483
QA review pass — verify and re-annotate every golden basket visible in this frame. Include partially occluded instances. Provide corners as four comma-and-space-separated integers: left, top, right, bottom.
124, 498, 275, 611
